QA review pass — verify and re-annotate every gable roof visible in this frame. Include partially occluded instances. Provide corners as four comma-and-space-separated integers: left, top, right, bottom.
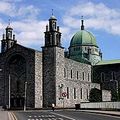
95, 59, 120, 66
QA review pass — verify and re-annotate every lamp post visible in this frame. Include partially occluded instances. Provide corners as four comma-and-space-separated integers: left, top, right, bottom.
8, 74, 11, 109
58, 84, 63, 99
110, 80, 118, 101
58, 84, 64, 108
24, 81, 27, 111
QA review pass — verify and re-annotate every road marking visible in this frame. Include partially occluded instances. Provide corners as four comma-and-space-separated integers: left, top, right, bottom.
51, 112, 76, 120
27, 114, 66, 120
8, 112, 14, 120
27, 118, 64, 120
8, 112, 18, 120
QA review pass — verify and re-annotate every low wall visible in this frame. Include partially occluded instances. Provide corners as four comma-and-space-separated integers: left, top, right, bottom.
81, 102, 120, 110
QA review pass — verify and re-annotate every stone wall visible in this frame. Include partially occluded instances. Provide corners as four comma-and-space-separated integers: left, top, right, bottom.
63, 58, 91, 107
42, 47, 56, 107
55, 47, 65, 107
55, 58, 100, 108
35, 51, 43, 108
0, 44, 36, 108
93, 64, 120, 101
102, 90, 111, 102
81, 102, 120, 109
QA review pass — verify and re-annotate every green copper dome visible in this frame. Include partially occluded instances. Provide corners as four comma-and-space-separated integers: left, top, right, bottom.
70, 30, 97, 47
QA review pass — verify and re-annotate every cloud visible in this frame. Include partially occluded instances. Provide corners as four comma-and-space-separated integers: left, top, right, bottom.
63, 2, 120, 36
0, 1, 40, 19
14, 5, 40, 19
0, 1, 14, 15
12, 20, 48, 48
1, 0, 22, 2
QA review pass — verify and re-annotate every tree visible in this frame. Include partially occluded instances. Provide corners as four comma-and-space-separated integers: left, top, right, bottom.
89, 88, 102, 102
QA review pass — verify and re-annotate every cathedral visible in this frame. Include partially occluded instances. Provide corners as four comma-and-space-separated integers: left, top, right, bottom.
0, 15, 119, 109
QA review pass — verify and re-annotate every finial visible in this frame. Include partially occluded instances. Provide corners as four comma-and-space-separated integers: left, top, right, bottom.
81, 16, 84, 30
52, 9, 53, 16
8, 19, 11, 26
46, 24, 48, 31
81, 16, 83, 20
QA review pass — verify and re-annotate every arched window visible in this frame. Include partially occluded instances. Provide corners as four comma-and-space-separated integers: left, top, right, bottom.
111, 71, 116, 80
101, 72, 105, 82
71, 69, 72, 78
88, 73, 90, 81
82, 72, 84, 80
67, 87, 69, 99
74, 88, 76, 99
64, 68, 66, 78
86, 89, 89, 99
80, 88, 82, 99
77, 71, 78, 79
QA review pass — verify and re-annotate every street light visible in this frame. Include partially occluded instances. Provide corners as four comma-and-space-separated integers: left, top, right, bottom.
110, 80, 118, 101
58, 84, 63, 100
24, 81, 27, 111
8, 74, 11, 109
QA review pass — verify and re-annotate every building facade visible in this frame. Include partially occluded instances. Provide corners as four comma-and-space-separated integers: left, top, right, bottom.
0, 15, 118, 109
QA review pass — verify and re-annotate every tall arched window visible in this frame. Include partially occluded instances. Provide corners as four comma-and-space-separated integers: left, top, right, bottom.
82, 72, 84, 80
80, 88, 82, 99
71, 69, 72, 78
74, 88, 76, 99
111, 71, 116, 80
101, 72, 105, 82
64, 68, 66, 78
77, 71, 78, 79
88, 73, 90, 81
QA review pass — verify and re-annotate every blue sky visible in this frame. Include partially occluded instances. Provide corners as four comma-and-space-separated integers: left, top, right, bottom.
0, 0, 120, 60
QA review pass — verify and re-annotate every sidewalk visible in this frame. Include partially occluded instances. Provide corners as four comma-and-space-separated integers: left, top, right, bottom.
79, 110, 120, 117
0, 110, 9, 120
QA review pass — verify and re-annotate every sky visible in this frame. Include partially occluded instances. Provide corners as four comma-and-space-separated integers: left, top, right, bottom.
0, 0, 120, 60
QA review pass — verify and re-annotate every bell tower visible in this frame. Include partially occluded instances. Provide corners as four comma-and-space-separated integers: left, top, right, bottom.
1, 21, 17, 53
42, 14, 64, 107
44, 14, 61, 47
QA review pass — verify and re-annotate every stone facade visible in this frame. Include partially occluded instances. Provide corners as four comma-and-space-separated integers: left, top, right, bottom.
0, 44, 42, 108
35, 51, 43, 108
93, 64, 120, 101
102, 90, 111, 101
0, 15, 116, 109
56, 58, 100, 108
42, 45, 100, 108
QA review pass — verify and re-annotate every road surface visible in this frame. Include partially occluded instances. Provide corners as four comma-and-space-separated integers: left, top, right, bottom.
14, 110, 120, 120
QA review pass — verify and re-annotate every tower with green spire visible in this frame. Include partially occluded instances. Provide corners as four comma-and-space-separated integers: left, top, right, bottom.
69, 17, 102, 65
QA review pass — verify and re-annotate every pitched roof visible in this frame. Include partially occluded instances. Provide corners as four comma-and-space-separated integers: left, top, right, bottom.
95, 59, 120, 66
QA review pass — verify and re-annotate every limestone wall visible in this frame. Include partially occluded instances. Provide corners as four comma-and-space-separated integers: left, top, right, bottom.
56, 58, 100, 108
35, 51, 43, 108
81, 102, 120, 109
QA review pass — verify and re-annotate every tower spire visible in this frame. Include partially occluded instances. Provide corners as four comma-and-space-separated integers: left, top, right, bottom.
52, 9, 53, 16
81, 16, 84, 30
8, 19, 10, 26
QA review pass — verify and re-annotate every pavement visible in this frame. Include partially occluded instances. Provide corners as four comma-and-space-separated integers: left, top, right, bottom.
0, 110, 9, 120
78, 109, 120, 117
0, 109, 120, 120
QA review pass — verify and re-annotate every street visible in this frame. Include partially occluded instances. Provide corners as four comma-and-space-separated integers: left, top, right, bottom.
13, 110, 120, 120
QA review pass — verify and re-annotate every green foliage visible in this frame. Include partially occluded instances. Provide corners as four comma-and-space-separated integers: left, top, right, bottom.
89, 88, 102, 102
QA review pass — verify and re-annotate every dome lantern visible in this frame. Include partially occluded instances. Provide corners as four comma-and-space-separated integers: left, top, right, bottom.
81, 16, 84, 30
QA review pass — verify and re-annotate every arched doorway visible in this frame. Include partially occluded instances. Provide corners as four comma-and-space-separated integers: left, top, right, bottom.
8, 54, 26, 109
